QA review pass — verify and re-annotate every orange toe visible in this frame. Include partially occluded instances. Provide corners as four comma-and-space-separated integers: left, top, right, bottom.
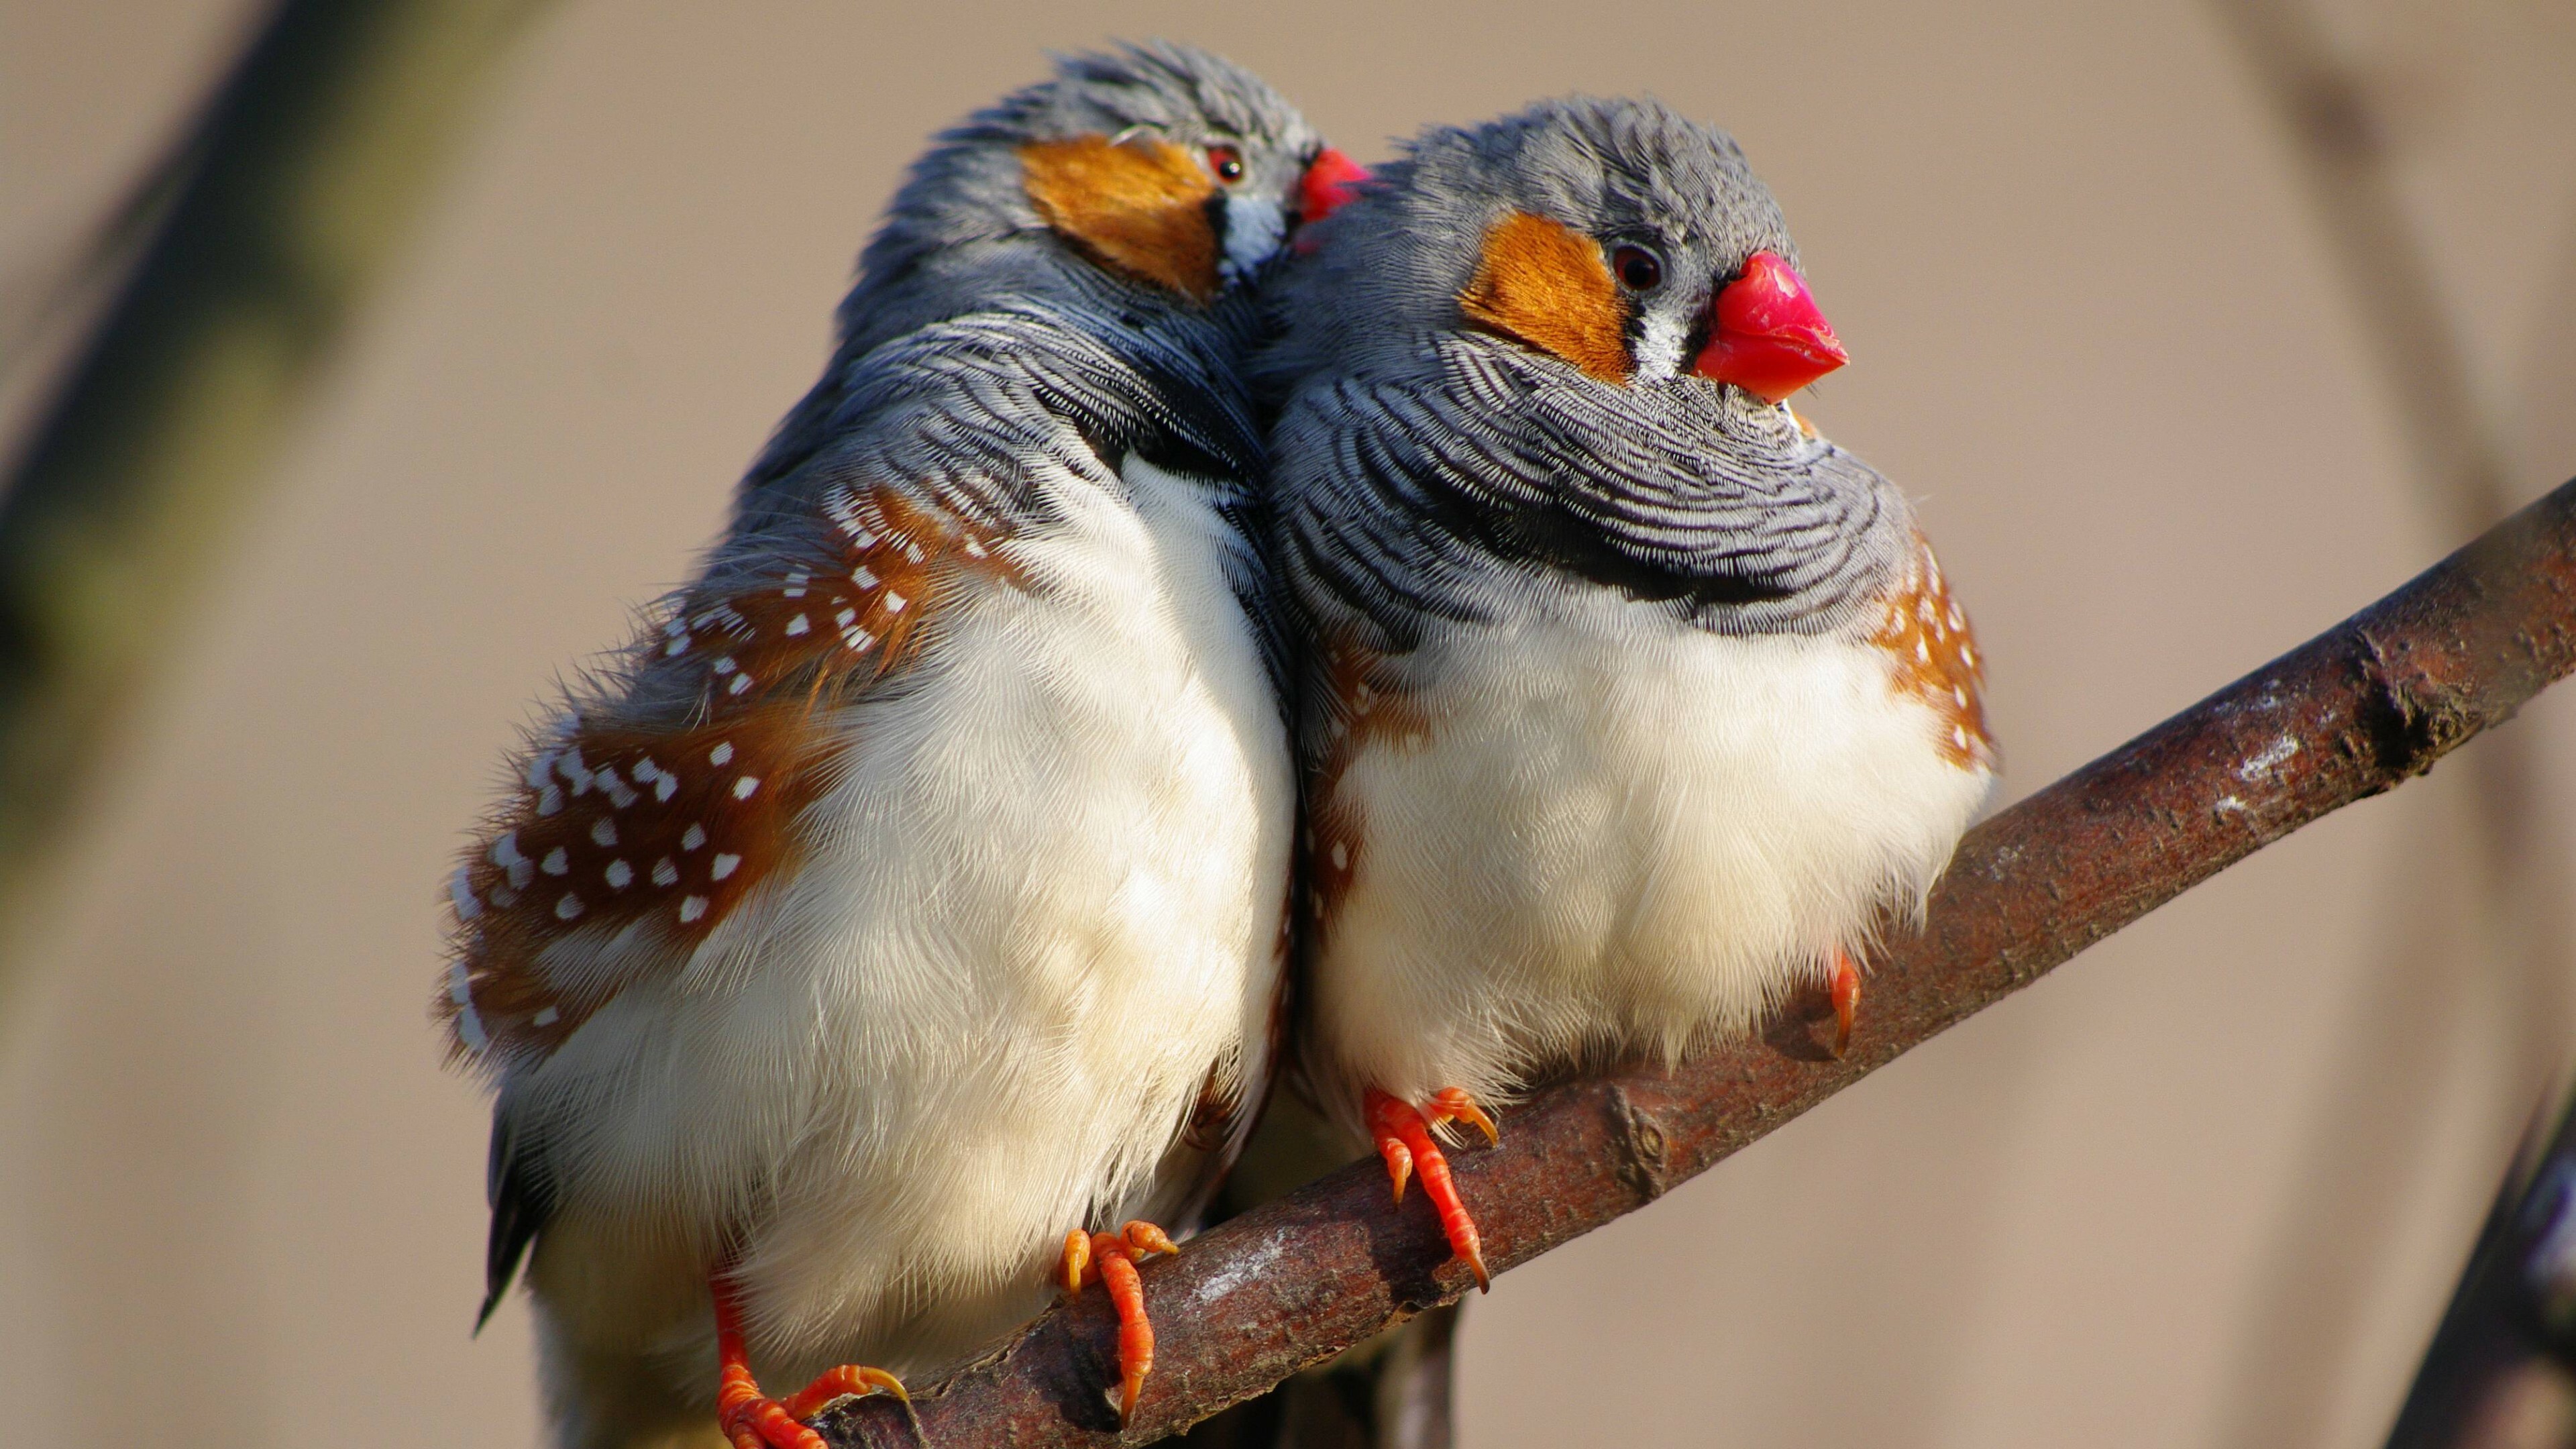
710, 1271, 906, 1449
1831, 949, 1862, 1058
1366, 1088, 1492, 1291
1059, 1220, 1177, 1425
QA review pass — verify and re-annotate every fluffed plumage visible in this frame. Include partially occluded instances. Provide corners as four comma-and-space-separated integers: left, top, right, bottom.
439, 43, 1347, 1448
1263, 96, 1996, 1282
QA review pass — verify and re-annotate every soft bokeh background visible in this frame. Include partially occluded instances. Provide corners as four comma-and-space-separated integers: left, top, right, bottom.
5, 2, 2575, 1446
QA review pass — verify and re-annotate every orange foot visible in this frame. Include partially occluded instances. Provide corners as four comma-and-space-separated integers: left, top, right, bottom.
1366, 1086, 1499, 1291
1060, 1220, 1177, 1425
710, 1270, 911, 1449
1831, 948, 1863, 1058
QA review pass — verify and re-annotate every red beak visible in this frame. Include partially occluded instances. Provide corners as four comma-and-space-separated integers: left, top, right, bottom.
1690, 250, 1847, 402
1296, 148, 1368, 237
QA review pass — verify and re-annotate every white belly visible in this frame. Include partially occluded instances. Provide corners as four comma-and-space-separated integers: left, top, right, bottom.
1312, 594, 1991, 1115
538, 458, 1292, 1383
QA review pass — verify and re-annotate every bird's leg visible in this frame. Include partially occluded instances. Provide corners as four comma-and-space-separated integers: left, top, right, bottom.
1366, 1087, 1494, 1291
1830, 948, 1862, 1058
710, 1268, 908, 1449
1057, 1220, 1177, 1425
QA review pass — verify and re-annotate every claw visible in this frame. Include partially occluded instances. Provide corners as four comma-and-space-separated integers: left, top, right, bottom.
1366, 1088, 1492, 1292
1831, 949, 1862, 1058
710, 1269, 907, 1449
1060, 1220, 1175, 1426
1428, 1086, 1501, 1146
1060, 1228, 1090, 1296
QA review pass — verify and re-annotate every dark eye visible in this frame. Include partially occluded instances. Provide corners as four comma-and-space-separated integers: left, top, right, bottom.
1206, 144, 1246, 183
1611, 245, 1664, 291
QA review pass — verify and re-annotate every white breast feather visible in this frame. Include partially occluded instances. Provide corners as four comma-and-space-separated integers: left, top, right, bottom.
515, 457, 1291, 1386
1314, 590, 1992, 1114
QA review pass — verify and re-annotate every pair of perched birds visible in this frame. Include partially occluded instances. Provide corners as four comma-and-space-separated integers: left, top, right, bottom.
439, 40, 1996, 1449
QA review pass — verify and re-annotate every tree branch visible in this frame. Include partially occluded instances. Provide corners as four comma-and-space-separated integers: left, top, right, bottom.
816, 478, 2576, 1448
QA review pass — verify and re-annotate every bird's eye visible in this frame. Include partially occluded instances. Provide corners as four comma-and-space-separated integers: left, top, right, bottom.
1611, 245, 1664, 292
1206, 145, 1246, 184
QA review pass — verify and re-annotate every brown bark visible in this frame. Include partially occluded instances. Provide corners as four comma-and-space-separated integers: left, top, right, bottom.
816, 478, 2576, 1449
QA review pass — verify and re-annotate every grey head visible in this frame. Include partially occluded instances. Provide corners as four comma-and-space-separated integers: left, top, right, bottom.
1267, 95, 1912, 645
839, 40, 1332, 358
742, 41, 1348, 502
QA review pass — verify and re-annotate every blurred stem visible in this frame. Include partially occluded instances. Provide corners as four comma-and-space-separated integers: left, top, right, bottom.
0, 0, 549, 985
2208, 3, 2576, 1445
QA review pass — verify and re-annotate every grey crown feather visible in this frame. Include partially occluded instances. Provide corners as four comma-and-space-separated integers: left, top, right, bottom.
1263, 96, 1913, 651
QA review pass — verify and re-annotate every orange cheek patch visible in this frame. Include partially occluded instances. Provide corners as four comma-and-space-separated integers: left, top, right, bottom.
1457, 211, 1631, 383
1872, 534, 1994, 770
1020, 135, 1220, 302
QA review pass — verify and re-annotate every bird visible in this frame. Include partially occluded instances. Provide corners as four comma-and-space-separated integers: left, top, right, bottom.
1261, 96, 1995, 1290
437, 43, 1360, 1449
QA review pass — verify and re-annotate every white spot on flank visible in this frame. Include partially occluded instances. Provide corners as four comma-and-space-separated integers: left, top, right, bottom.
665, 637, 690, 657
653, 774, 677, 802
902, 542, 923, 564
784, 570, 809, 598
728, 673, 753, 695
491, 832, 527, 867
536, 785, 564, 816
1915, 639, 1931, 663
1960, 643, 1977, 668
712, 656, 737, 676
554, 893, 584, 920
446, 964, 488, 1053
711, 853, 741, 881
682, 824, 707, 851
710, 743, 735, 766
784, 614, 810, 636
531, 1006, 560, 1028
1330, 842, 1348, 871
1917, 597, 1937, 624
1952, 685, 1970, 708
525, 752, 557, 790
631, 757, 660, 782
449, 867, 482, 920
651, 857, 678, 887
835, 607, 858, 628
590, 817, 617, 847
541, 848, 569, 875
556, 748, 593, 794
1951, 725, 1970, 748
963, 537, 987, 557
843, 627, 877, 653
851, 566, 879, 590
679, 896, 708, 923
882, 590, 908, 614
604, 859, 633, 889
732, 776, 761, 800
2215, 795, 2247, 814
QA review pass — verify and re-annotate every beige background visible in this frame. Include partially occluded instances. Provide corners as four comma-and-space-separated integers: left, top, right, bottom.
5, 2, 2576, 1445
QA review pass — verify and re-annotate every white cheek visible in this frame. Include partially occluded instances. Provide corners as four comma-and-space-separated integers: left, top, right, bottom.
1221, 194, 1285, 283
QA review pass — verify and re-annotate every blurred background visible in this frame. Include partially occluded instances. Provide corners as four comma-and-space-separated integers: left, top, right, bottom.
4, 1, 2574, 1446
